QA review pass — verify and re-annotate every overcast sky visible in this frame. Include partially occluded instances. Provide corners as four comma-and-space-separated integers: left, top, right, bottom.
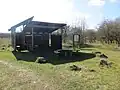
0, 0, 120, 33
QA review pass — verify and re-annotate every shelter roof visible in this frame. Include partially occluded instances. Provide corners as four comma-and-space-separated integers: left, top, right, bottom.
8, 16, 66, 33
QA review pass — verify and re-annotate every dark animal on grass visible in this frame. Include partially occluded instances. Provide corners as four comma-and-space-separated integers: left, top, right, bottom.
70, 65, 81, 71
100, 54, 108, 59
99, 60, 112, 68
1, 47, 5, 50
89, 69, 96, 72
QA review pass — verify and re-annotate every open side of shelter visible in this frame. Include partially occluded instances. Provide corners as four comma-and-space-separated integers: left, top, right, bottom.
8, 16, 67, 51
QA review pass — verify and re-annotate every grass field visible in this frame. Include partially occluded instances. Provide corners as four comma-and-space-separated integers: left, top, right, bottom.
0, 42, 120, 90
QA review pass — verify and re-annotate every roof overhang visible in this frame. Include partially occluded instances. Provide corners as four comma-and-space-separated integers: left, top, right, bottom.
8, 16, 34, 31
23, 21, 66, 33
8, 16, 67, 33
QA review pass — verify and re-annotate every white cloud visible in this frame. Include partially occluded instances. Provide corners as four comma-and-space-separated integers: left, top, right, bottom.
0, 0, 91, 32
88, 0, 105, 6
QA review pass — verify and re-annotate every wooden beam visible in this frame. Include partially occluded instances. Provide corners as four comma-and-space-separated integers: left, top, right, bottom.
26, 24, 58, 29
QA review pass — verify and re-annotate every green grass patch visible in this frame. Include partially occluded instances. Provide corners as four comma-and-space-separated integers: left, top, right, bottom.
0, 43, 120, 90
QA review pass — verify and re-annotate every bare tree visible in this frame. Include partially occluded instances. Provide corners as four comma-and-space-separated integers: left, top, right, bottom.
62, 25, 70, 43
84, 29, 96, 43
97, 17, 120, 47
71, 18, 87, 45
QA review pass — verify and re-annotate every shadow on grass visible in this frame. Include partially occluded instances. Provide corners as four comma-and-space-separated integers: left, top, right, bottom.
12, 49, 96, 65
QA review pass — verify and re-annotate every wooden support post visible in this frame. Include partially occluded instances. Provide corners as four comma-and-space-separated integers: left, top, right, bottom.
13, 29, 16, 51
49, 33, 51, 47
11, 31, 13, 47
78, 35, 80, 48
73, 35, 75, 50
32, 27, 34, 51
65, 52, 67, 57
70, 51, 72, 57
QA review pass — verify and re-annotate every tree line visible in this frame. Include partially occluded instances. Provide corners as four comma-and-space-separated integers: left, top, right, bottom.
62, 17, 120, 47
